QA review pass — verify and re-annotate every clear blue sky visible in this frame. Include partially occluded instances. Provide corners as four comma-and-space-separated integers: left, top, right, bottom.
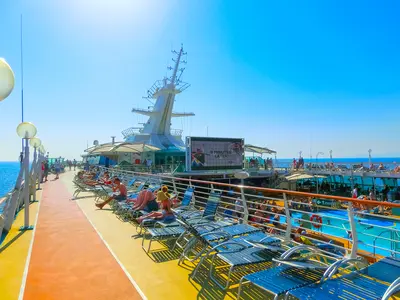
1, 0, 400, 161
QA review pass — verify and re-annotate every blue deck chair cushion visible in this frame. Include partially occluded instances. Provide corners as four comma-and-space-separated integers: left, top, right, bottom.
289, 274, 389, 300
218, 247, 282, 267
244, 266, 325, 296
202, 192, 221, 218
181, 187, 194, 207
127, 178, 136, 187
288, 257, 400, 300
363, 257, 400, 283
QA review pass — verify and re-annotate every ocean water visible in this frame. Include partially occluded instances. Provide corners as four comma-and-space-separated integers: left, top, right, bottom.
0, 162, 20, 198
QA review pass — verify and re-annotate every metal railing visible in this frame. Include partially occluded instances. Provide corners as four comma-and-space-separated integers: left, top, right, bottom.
0, 149, 44, 243
121, 127, 144, 139
98, 166, 400, 260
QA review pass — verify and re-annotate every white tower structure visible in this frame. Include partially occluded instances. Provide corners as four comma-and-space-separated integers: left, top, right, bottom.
122, 46, 194, 151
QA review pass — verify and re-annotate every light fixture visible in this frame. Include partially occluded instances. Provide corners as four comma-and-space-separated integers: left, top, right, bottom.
0, 58, 15, 102
29, 137, 42, 148
234, 171, 250, 180
40, 145, 45, 154
16, 122, 37, 139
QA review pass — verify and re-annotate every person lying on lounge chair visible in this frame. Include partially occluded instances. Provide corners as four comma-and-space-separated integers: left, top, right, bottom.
129, 189, 156, 209
136, 186, 174, 223
95, 178, 127, 209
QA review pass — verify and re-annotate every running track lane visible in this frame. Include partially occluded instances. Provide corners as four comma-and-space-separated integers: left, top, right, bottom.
23, 178, 142, 300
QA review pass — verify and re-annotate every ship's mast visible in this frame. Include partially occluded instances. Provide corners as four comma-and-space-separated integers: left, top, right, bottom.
122, 46, 194, 149
169, 45, 187, 87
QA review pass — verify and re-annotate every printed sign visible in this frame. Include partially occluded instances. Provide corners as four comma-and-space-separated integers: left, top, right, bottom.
186, 137, 244, 170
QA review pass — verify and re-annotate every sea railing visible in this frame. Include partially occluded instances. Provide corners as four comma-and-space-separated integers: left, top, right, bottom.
245, 159, 400, 175
98, 166, 400, 260
0, 150, 44, 244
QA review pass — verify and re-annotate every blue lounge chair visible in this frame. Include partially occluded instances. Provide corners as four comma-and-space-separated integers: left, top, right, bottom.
136, 186, 196, 234
208, 240, 287, 290
236, 245, 350, 299
191, 230, 280, 278
142, 191, 222, 254
287, 256, 400, 300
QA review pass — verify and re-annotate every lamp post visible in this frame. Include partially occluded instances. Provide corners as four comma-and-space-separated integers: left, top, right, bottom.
30, 137, 42, 197
16, 122, 37, 230
0, 58, 15, 102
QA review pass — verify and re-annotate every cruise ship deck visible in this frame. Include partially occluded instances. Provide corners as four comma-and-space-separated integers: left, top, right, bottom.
1, 171, 199, 300
1, 170, 400, 300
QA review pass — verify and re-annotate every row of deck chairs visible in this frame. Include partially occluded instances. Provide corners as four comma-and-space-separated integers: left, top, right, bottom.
72, 170, 141, 202
137, 188, 400, 299
73, 171, 400, 299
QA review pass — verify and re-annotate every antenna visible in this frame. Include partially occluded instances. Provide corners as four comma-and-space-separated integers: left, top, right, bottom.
170, 45, 186, 85
20, 15, 24, 153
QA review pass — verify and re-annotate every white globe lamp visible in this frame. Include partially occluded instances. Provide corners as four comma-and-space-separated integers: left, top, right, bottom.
29, 137, 42, 148
16, 122, 37, 139
0, 58, 15, 101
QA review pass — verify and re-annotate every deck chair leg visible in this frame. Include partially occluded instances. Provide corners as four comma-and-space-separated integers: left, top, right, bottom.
141, 235, 147, 251
180, 236, 197, 264
209, 254, 217, 283
147, 239, 153, 253
173, 230, 187, 251
237, 277, 248, 300
225, 265, 235, 290
191, 254, 207, 279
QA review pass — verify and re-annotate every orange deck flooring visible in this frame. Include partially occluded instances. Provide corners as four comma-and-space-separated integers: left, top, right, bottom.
22, 177, 142, 300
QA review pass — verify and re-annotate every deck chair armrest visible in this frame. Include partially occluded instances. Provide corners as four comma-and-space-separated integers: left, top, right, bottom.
193, 222, 222, 232
185, 210, 202, 218
322, 257, 367, 282
280, 245, 321, 260
200, 230, 231, 240
382, 278, 400, 300
141, 218, 155, 226
272, 258, 328, 270
211, 241, 247, 253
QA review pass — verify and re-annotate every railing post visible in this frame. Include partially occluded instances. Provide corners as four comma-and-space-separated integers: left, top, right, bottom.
189, 178, 196, 206
347, 202, 358, 258
172, 177, 178, 196
240, 186, 249, 224
31, 147, 38, 202
283, 193, 292, 242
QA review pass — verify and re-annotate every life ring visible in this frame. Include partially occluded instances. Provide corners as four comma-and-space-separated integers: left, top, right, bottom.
310, 214, 322, 229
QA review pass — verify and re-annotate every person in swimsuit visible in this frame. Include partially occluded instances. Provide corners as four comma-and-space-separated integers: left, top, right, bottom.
95, 178, 127, 209
136, 186, 174, 223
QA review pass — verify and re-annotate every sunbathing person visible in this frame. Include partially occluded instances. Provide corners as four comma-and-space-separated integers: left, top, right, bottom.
129, 189, 155, 208
95, 178, 127, 209
136, 186, 174, 224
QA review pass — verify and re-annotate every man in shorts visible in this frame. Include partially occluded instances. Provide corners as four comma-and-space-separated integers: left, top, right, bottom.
95, 178, 127, 209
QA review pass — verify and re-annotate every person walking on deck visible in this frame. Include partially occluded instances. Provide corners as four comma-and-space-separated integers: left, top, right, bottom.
43, 160, 49, 182
54, 159, 61, 180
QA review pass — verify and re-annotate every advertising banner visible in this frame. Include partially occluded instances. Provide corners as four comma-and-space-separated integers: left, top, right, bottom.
186, 137, 244, 171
